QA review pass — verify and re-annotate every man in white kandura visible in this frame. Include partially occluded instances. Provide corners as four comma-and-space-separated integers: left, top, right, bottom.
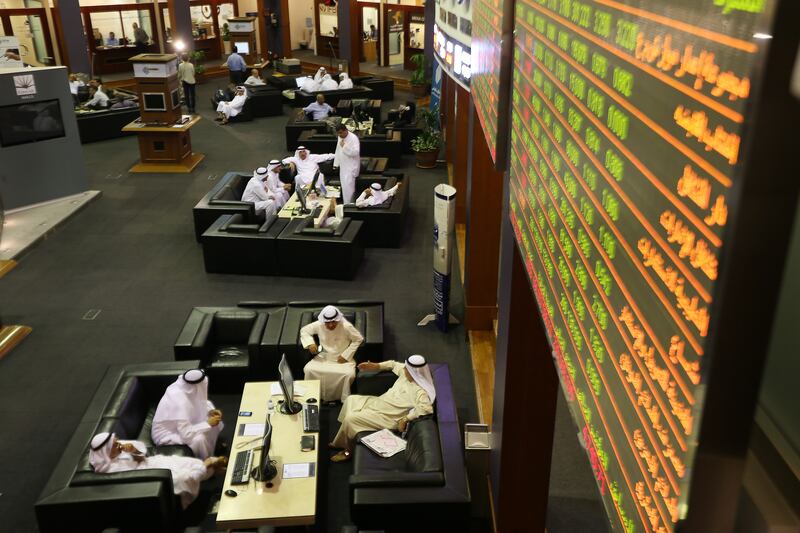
320, 73, 339, 91
89, 432, 226, 509
215, 86, 247, 125
301, 305, 364, 403
151, 369, 224, 459
355, 182, 400, 208
264, 159, 291, 208
338, 72, 354, 89
242, 166, 279, 216
334, 124, 361, 204
330, 355, 435, 462
282, 146, 335, 189
313, 67, 327, 84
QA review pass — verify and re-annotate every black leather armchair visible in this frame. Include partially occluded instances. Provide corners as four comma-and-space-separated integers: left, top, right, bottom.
349, 364, 470, 532
285, 108, 335, 151
193, 172, 259, 242
360, 78, 394, 101
243, 85, 283, 117
201, 213, 289, 275
276, 217, 364, 280
278, 300, 384, 378
209, 92, 253, 122
344, 174, 409, 247
35, 361, 204, 533
173, 304, 287, 389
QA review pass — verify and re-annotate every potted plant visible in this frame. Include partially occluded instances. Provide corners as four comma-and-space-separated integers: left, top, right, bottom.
190, 50, 207, 83
409, 53, 430, 98
411, 106, 442, 169
222, 23, 231, 54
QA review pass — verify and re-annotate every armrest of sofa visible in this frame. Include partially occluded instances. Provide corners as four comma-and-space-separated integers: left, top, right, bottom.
349, 472, 444, 488
354, 370, 396, 396
248, 312, 269, 358
174, 309, 213, 362
71, 468, 174, 488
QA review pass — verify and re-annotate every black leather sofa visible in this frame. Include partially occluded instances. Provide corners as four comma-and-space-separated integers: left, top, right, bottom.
278, 300, 384, 378
349, 363, 470, 532
293, 86, 374, 108
35, 361, 206, 533
201, 213, 289, 275
276, 217, 365, 280
174, 303, 287, 386
242, 85, 284, 117
192, 172, 258, 242
298, 129, 404, 167
360, 77, 394, 101
344, 174, 409, 247
265, 73, 303, 91
77, 106, 140, 144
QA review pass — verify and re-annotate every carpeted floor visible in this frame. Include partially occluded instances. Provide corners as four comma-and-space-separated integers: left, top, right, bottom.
0, 82, 477, 533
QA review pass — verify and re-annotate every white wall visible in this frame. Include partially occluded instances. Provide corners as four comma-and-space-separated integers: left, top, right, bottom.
288, 0, 313, 51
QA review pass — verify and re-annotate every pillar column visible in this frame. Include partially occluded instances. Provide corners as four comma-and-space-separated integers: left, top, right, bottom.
336, 0, 359, 74
53, 0, 89, 74
423, 0, 434, 68
464, 104, 503, 330
490, 217, 559, 531
452, 83, 469, 224
167, 0, 192, 54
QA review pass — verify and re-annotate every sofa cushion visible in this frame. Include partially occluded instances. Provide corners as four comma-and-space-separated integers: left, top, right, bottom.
212, 185, 238, 202
354, 432, 408, 473
213, 310, 257, 344
103, 377, 148, 439
404, 418, 443, 473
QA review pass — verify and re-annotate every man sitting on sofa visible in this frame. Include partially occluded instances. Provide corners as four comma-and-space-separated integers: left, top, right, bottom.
151, 369, 225, 459
282, 146, 335, 188
301, 305, 364, 404
303, 93, 335, 120
355, 182, 400, 208
264, 159, 291, 208
329, 355, 435, 462
215, 85, 247, 125
241, 166, 280, 216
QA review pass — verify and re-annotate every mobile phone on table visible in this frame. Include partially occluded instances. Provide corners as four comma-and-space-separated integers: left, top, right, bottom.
301, 435, 315, 451
239, 411, 252, 417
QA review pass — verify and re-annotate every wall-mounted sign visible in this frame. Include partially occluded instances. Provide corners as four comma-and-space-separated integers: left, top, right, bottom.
0, 36, 24, 69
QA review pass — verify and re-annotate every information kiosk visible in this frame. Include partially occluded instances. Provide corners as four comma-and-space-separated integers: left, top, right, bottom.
122, 53, 204, 173
227, 17, 258, 65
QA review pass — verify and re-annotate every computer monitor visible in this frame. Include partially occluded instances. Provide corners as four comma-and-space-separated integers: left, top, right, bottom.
278, 353, 302, 414
234, 41, 250, 55
295, 182, 310, 215
251, 414, 277, 481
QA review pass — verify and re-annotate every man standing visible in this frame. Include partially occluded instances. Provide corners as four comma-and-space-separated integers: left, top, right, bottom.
282, 146, 335, 189
301, 305, 364, 403
242, 167, 279, 216
132, 22, 149, 52
151, 369, 224, 460
329, 355, 436, 462
177, 53, 196, 114
334, 124, 361, 203
303, 94, 335, 120
226, 46, 247, 85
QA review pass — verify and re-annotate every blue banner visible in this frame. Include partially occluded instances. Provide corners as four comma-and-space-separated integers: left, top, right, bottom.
433, 270, 451, 332
430, 59, 442, 111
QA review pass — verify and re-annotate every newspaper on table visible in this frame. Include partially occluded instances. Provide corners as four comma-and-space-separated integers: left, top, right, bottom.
360, 428, 407, 458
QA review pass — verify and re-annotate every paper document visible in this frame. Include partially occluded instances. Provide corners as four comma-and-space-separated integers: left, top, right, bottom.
270, 382, 307, 397
283, 462, 315, 479
239, 423, 265, 436
360, 429, 407, 458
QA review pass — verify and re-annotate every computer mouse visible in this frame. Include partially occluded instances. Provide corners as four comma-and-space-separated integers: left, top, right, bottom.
224, 489, 237, 497
306, 398, 317, 403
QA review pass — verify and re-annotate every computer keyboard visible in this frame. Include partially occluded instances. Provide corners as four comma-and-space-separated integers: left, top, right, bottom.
303, 403, 320, 432
231, 449, 253, 485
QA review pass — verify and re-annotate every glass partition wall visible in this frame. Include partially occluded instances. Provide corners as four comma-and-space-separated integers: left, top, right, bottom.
159, 0, 235, 61
81, 3, 158, 75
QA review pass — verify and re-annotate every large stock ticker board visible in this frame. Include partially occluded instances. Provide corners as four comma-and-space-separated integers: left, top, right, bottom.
508, 0, 776, 531
472, 0, 508, 167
